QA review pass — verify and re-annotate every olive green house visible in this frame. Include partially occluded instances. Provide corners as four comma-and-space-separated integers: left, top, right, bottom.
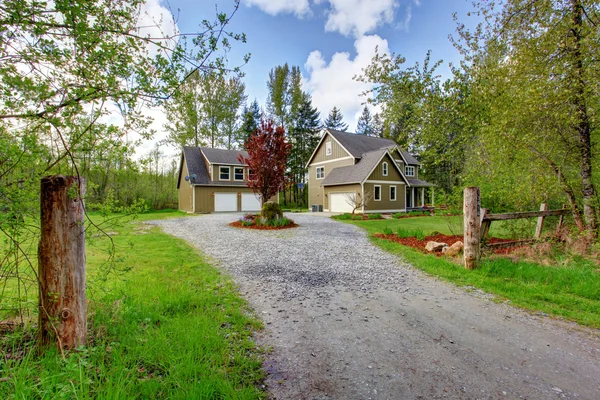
306, 129, 434, 213
177, 146, 277, 213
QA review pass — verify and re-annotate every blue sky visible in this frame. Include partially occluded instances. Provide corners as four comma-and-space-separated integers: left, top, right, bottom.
139, 0, 477, 156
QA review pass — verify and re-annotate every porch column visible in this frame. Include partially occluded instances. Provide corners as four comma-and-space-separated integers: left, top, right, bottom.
421, 187, 425, 207
412, 188, 415, 209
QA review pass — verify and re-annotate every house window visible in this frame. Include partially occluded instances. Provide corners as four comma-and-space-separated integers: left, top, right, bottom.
326, 141, 332, 156
374, 185, 381, 201
248, 169, 255, 180
405, 166, 415, 177
382, 162, 388, 176
234, 167, 244, 181
316, 166, 325, 179
390, 185, 397, 201
219, 166, 230, 180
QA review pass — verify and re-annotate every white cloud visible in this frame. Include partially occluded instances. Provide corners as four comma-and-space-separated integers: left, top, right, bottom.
324, 0, 397, 37
137, 0, 179, 57
243, 0, 312, 17
304, 34, 389, 131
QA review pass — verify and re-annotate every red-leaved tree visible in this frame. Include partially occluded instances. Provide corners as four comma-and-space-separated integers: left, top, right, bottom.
238, 119, 292, 210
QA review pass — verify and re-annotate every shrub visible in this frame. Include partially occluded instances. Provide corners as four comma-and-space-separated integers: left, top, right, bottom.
392, 212, 404, 219
383, 226, 393, 235
262, 202, 283, 220
368, 213, 382, 220
397, 227, 426, 240
267, 217, 294, 227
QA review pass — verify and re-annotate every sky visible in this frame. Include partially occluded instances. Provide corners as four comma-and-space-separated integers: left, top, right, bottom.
136, 0, 477, 159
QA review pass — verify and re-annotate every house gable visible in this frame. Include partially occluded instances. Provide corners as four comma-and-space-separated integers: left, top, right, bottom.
367, 153, 404, 182
308, 131, 353, 165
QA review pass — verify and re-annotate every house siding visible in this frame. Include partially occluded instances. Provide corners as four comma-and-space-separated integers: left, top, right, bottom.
312, 133, 350, 163
368, 153, 403, 182
308, 158, 355, 208
364, 182, 406, 212
323, 184, 361, 211
178, 161, 193, 212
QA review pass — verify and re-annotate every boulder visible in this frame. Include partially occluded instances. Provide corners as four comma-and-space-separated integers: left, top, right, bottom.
425, 241, 447, 252
444, 241, 464, 256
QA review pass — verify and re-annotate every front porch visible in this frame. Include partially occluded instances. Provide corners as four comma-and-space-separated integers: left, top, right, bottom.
405, 184, 435, 211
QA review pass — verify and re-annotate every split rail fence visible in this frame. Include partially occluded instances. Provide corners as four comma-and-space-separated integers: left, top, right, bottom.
463, 187, 570, 270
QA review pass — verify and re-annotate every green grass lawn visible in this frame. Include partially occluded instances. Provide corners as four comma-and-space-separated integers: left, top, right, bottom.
1, 210, 266, 399
345, 216, 600, 329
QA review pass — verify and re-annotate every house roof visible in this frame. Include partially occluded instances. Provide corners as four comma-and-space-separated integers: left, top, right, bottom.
178, 146, 249, 188
327, 129, 397, 158
407, 178, 435, 187
398, 149, 420, 165
200, 147, 248, 165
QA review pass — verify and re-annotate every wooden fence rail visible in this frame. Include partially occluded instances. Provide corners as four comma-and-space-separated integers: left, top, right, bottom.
463, 187, 570, 269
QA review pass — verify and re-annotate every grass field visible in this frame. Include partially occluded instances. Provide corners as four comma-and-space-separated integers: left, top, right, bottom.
344, 216, 600, 328
1, 210, 266, 399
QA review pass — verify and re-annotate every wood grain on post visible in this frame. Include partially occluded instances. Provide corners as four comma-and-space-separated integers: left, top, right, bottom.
38, 176, 86, 350
535, 203, 548, 239
463, 187, 480, 270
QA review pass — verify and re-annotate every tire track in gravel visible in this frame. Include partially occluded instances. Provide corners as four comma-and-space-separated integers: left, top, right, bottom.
150, 213, 600, 400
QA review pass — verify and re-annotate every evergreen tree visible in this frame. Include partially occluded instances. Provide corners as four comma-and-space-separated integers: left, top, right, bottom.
241, 100, 262, 145
356, 106, 373, 135
324, 106, 349, 131
372, 113, 384, 138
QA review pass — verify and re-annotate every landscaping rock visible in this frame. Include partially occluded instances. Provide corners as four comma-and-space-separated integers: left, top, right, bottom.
425, 241, 447, 252
444, 241, 464, 256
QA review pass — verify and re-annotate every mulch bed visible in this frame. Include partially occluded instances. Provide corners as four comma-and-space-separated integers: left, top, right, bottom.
373, 233, 523, 256
229, 221, 298, 230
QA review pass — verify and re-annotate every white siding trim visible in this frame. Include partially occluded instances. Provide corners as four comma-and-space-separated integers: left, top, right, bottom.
309, 156, 353, 166
365, 180, 405, 185
364, 209, 407, 213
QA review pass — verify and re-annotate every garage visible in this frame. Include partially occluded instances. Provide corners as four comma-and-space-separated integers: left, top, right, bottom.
214, 193, 238, 212
241, 193, 261, 212
329, 192, 355, 213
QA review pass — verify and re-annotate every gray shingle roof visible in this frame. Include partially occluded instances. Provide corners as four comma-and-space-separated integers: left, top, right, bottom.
200, 147, 248, 165
400, 150, 419, 165
321, 148, 389, 186
407, 178, 435, 187
181, 146, 210, 185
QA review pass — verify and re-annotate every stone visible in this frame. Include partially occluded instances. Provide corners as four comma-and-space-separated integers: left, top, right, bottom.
425, 241, 448, 252
444, 241, 464, 256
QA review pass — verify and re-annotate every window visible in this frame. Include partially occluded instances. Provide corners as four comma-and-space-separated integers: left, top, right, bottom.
316, 166, 325, 179
248, 169, 255, 180
234, 167, 244, 181
390, 185, 397, 201
382, 162, 388, 176
219, 166, 230, 180
374, 185, 381, 201
326, 141, 332, 156
405, 166, 415, 177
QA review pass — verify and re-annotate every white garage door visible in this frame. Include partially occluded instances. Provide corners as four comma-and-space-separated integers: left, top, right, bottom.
241, 193, 261, 212
329, 192, 355, 213
214, 193, 237, 212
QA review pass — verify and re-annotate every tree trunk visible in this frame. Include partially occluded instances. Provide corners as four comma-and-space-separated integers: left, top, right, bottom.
570, 0, 598, 239
38, 176, 86, 350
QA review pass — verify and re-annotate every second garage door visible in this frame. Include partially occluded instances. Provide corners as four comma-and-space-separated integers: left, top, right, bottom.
214, 193, 238, 212
241, 193, 261, 212
329, 192, 355, 213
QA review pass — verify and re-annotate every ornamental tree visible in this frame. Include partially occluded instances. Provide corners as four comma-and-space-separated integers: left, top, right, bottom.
238, 119, 291, 211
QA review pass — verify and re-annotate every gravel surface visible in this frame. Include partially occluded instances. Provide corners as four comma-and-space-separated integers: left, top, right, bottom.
150, 213, 600, 400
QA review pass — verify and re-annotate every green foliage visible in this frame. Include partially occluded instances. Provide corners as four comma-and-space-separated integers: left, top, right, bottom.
368, 213, 383, 220
396, 227, 426, 240
266, 217, 294, 227
383, 226, 393, 235
356, 106, 373, 135
0, 212, 265, 398
262, 202, 283, 221
323, 106, 349, 131
331, 213, 364, 221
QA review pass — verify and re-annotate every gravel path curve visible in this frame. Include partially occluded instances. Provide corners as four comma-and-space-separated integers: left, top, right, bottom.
150, 213, 600, 400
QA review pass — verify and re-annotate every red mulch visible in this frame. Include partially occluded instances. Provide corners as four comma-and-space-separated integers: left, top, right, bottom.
373, 233, 523, 256
229, 221, 298, 230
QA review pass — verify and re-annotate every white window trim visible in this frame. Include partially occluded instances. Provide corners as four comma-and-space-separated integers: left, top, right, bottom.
316, 166, 325, 180
382, 162, 388, 177
219, 166, 231, 181
374, 185, 381, 201
390, 185, 397, 201
325, 141, 332, 156
405, 166, 415, 177
233, 167, 244, 181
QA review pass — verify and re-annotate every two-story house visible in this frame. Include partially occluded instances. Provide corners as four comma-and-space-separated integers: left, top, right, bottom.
306, 129, 434, 213
177, 146, 278, 213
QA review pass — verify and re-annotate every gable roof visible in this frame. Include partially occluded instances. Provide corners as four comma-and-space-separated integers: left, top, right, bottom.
326, 129, 397, 158
177, 146, 249, 188
200, 147, 248, 165
321, 148, 409, 187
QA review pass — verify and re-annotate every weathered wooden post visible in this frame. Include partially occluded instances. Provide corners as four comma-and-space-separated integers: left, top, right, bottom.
38, 176, 86, 350
535, 203, 548, 239
463, 187, 481, 270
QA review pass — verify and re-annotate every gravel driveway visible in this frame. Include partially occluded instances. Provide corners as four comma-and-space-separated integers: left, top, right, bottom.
151, 213, 600, 400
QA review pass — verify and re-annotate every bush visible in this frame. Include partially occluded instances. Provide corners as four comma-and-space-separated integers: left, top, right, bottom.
368, 213, 382, 220
266, 217, 293, 227
331, 213, 363, 220
397, 227, 426, 240
262, 202, 283, 220
383, 226, 393, 235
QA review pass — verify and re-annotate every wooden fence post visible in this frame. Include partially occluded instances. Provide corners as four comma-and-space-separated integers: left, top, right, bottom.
38, 176, 86, 350
463, 187, 481, 270
480, 208, 491, 244
535, 203, 548, 239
